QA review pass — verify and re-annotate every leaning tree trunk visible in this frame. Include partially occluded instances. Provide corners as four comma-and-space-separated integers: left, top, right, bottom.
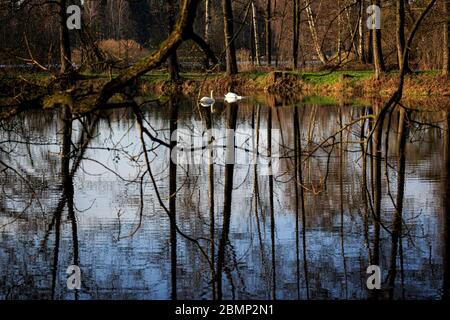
96, 0, 203, 106
222, 0, 238, 76
305, 1, 328, 64
372, 0, 386, 79
444, 0, 450, 75
59, 0, 72, 73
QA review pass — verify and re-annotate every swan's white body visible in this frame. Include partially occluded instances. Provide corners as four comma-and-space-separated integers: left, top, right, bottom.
224, 92, 243, 104
200, 90, 215, 107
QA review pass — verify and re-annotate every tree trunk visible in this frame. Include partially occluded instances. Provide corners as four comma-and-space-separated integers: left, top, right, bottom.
396, 0, 410, 72
222, 0, 238, 76
205, 0, 211, 44
265, 0, 272, 66
96, 0, 202, 106
252, 1, 261, 66
305, 1, 328, 64
59, 0, 72, 73
168, 0, 180, 81
444, 0, 450, 75
358, 0, 366, 63
337, 1, 342, 64
293, 0, 300, 69
372, 0, 385, 79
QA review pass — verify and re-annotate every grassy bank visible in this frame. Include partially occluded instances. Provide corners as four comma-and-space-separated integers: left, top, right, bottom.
137, 70, 450, 100
2, 70, 449, 104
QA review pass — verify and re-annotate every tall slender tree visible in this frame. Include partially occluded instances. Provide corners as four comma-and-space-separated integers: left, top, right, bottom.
305, 1, 328, 64
372, 0, 385, 79
252, 1, 261, 66
58, 0, 72, 73
265, 0, 272, 65
222, 0, 238, 76
167, 0, 180, 81
358, 0, 366, 63
396, 0, 410, 72
444, 0, 450, 75
293, 0, 301, 69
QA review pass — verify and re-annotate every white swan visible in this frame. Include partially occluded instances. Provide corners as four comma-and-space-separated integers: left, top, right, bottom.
200, 90, 215, 107
224, 92, 243, 104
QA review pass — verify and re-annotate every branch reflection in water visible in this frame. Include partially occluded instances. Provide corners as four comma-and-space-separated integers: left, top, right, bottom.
0, 95, 448, 300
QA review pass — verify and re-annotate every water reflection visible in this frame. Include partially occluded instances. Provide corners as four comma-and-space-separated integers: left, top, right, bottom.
0, 96, 449, 300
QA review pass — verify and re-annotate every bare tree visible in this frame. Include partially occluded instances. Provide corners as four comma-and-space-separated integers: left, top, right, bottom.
305, 1, 328, 64
358, 0, 366, 63
444, 0, 450, 75
293, 0, 301, 68
252, 1, 261, 66
372, 0, 385, 79
265, 0, 272, 65
222, 0, 238, 76
58, 0, 72, 73
167, 0, 181, 81
396, 0, 410, 72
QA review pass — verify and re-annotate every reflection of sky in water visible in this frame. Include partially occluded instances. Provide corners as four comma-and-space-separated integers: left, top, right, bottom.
0, 101, 448, 300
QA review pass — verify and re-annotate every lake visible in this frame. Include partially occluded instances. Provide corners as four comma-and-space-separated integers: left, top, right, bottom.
0, 95, 449, 300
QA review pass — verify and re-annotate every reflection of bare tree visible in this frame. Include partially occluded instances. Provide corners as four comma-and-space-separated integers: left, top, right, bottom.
267, 108, 277, 300
388, 107, 408, 299
169, 99, 178, 300
293, 106, 309, 299
443, 110, 450, 300
217, 104, 238, 300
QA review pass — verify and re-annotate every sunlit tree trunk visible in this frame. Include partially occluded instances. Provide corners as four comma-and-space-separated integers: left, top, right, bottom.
252, 1, 261, 66
205, 0, 211, 43
444, 0, 450, 75
222, 0, 238, 76
337, 1, 342, 64
305, 1, 327, 64
358, 0, 366, 63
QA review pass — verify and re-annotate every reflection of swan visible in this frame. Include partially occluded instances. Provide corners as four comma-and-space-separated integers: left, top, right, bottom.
224, 92, 243, 104
200, 90, 215, 107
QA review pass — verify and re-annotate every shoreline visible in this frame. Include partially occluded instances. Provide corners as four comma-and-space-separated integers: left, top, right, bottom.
138, 70, 450, 101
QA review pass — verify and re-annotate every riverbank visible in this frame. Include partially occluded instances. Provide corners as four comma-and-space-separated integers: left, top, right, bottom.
1, 70, 449, 112
138, 70, 450, 100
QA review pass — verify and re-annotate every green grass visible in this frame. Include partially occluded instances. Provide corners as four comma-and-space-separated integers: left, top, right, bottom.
296, 70, 374, 85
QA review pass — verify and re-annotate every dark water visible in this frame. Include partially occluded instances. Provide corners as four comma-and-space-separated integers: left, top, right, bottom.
0, 96, 449, 300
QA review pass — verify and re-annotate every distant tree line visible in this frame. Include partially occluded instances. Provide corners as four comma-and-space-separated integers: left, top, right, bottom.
0, 0, 449, 77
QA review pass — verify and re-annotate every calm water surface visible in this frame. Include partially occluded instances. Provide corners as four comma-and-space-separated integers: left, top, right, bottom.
0, 96, 449, 300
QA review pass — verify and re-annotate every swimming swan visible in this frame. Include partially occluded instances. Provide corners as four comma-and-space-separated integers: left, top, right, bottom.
200, 90, 215, 107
